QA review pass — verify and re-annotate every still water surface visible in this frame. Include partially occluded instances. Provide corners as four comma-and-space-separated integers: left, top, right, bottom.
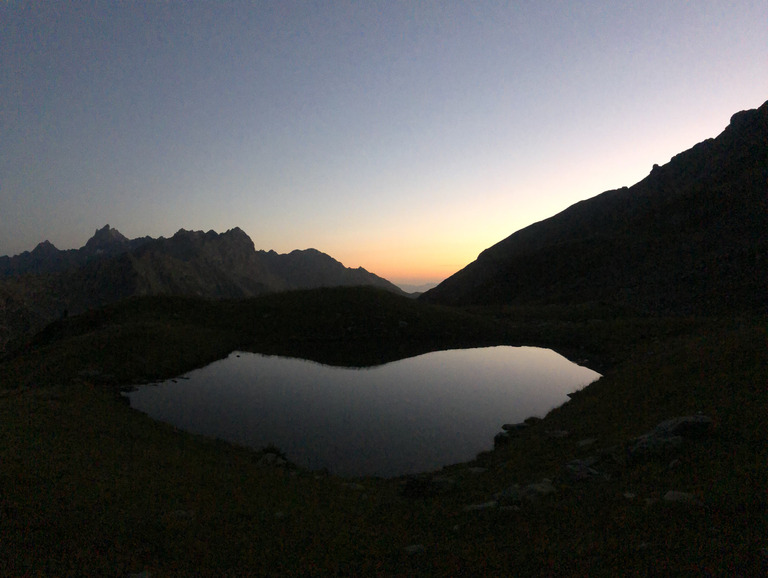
126, 346, 600, 477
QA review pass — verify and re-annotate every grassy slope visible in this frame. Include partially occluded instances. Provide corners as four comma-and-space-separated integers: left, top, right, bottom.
0, 287, 765, 575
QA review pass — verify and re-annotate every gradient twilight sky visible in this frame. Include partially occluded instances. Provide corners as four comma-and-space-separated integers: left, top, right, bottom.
1, 2, 766, 286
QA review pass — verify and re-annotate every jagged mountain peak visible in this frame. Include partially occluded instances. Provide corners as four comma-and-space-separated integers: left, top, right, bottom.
31, 240, 59, 256
84, 225, 129, 251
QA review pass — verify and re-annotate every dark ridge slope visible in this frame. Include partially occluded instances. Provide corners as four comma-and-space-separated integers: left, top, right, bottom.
259, 248, 405, 294
422, 100, 768, 314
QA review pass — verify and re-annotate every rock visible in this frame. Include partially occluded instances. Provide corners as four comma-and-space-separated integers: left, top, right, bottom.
501, 422, 528, 432
565, 459, 606, 481
663, 490, 703, 506
256, 452, 287, 467
524, 416, 542, 425
463, 501, 498, 512
399, 475, 455, 497
468, 467, 487, 474
430, 476, 457, 494
494, 431, 511, 446
627, 415, 712, 462
524, 479, 556, 500
493, 485, 523, 505
600, 445, 624, 462
653, 415, 713, 439
169, 509, 195, 520
628, 433, 683, 459
545, 430, 569, 439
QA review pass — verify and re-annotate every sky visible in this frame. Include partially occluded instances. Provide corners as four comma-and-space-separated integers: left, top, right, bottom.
1, 1, 766, 287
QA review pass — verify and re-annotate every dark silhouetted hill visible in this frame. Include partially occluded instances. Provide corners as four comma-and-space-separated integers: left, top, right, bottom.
0, 226, 404, 351
421, 100, 768, 315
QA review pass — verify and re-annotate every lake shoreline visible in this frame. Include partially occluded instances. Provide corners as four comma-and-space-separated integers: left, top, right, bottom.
1, 291, 764, 574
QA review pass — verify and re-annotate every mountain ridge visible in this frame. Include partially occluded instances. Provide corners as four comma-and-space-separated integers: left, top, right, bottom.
421, 99, 768, 314
0, 226, 404, 351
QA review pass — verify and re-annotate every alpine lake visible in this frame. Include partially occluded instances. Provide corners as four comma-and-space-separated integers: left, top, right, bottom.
125, 346, 600, 477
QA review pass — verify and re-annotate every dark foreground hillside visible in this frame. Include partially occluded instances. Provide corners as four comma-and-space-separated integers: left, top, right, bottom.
422, 100, 768, 314
0, 227, 403, 353
0, 288, 765, 575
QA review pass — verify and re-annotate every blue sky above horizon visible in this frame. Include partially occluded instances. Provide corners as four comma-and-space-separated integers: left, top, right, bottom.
2, 1, 766, 285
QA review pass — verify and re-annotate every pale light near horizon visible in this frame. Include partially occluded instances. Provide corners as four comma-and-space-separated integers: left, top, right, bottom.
0, 1, 766, 286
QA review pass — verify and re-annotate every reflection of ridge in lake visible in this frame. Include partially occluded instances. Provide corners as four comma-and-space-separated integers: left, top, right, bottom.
126, 346, 600, 477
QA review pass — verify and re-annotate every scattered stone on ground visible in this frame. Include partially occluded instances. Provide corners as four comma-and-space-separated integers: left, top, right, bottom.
494, 485, 522, 505
564, 459, 607, 481
653, 415, 714, 438
399, 474, 457, 497
463, 501, 498, 512
525, 478, 557, 498
404, 544, 425, 555
169, 509, 195, 521
466, 414, 712, 522
255, 451, 288, 468
663, 490, 703, 506
430, 475, 457, 493
627, 414, 713, 461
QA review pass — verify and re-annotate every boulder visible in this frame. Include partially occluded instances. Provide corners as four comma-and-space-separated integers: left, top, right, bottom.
627, 415, 713, 461
501, 422, 528, 432
652, 415, 713, 439
494, 431, 511, 446
493, 484, 523, 505
565, 459, 606, 481
663, 490, 703, 506
462, 501, 498, 512
524, 479, 557, 500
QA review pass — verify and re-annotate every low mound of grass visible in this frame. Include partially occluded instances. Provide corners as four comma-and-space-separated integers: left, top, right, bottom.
1, 287, 765, 574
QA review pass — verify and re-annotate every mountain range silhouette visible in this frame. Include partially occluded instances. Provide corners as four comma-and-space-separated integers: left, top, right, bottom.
2, 99, 765, 350
0, 227, 402, 351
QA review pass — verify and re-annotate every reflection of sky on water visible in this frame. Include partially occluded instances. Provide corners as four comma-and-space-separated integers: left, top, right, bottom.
127, 347, 600, 477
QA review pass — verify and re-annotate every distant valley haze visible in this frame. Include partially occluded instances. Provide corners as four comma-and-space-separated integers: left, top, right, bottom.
1, 2, 766, 285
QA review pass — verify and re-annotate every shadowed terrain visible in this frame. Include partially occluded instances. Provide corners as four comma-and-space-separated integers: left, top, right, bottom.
422, 100, 768, 315
0, 100, 766, 575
